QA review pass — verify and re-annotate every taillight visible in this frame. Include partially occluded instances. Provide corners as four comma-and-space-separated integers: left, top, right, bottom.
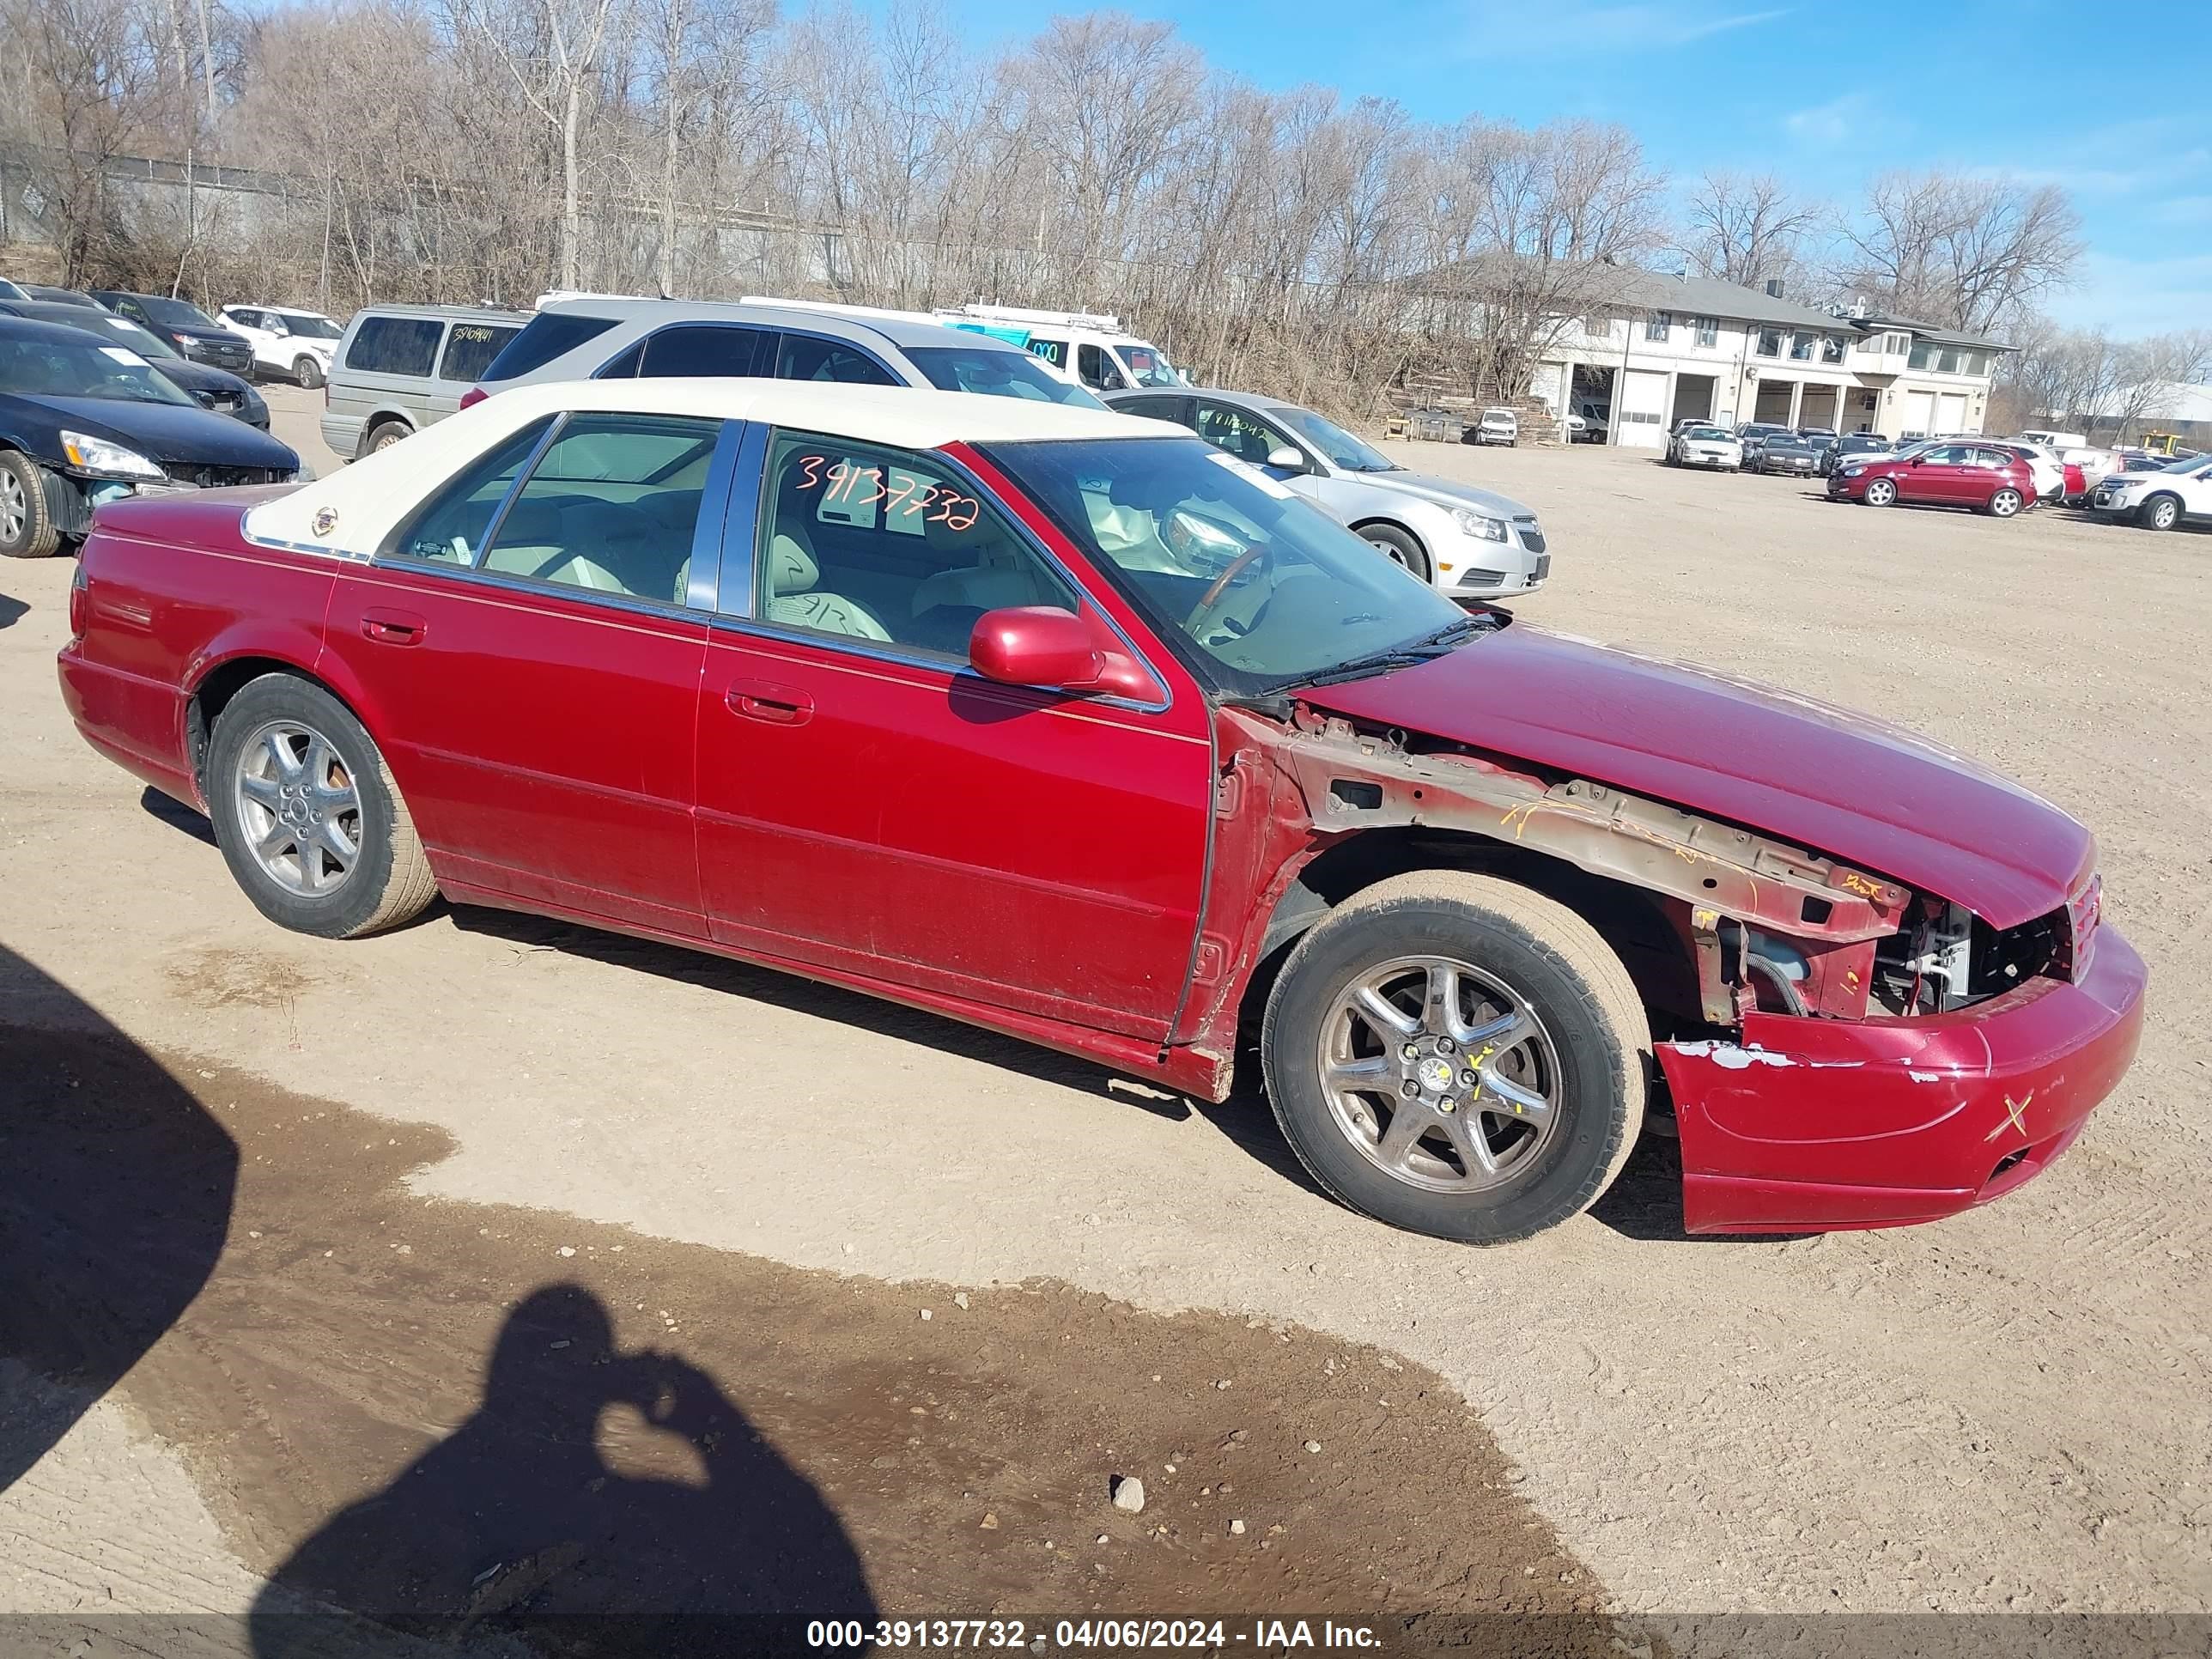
69, 556, 88, 639
459, 386, 487, 411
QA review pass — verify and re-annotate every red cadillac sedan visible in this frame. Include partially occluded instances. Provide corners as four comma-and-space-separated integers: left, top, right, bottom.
1826, 441, 2036, 516
57, 381, 2144, 1242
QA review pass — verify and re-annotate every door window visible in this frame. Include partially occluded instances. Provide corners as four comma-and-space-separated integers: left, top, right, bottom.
478, 414, 719, 602
387, 419, 556, 565
1115, 395, 1188, 422
775, 333, 896, 386
1194, 402, 1293, 467
752, 430, 1078, 660
1077, 343, 1127, 391
438, 322, 520, 382
641, 324, 769, 378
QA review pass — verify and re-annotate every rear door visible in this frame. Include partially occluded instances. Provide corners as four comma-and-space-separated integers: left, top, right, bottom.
323, 410, 739, 935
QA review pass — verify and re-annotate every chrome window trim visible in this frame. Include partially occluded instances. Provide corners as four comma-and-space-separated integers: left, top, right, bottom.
715, 428, 1174, 718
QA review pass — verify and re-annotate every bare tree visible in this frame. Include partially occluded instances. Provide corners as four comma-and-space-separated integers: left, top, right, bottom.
1680, 171, 1820, 289
1842, 170, 2082, 334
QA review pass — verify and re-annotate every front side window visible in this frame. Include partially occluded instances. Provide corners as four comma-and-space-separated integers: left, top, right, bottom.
477, 414, 717, 602
1076, 343, 1127, 392
753, 430, 1078, 660
439, 323, 519, 382
1756, 328, 1781, 357
903, 344, 1101, 406
641, 324, 769, 379
275, 311, 343, 341
347, 316, 443, 376
1194, 402, 1297, 468
981, 435, 1468, 696
775, 333, 896, 386
1270, 406, 1399, 473
390, 418, 555, 565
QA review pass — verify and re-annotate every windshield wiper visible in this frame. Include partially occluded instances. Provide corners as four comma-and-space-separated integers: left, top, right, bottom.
1273, 616, 1492, 691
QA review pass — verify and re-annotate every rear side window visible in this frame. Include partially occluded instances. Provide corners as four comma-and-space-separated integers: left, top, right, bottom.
439, 322, 520, 382
641, 325, 769, 378
346, 316, 443, 376
775, 333, 896, 386
388, 418, 553, 565
478, 312, 620, 382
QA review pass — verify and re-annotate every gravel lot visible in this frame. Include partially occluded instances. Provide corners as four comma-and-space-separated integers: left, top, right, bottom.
3, 388, 2208, 1642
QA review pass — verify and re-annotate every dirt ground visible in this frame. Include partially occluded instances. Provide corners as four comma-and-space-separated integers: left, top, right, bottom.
3, 390, 2209, 1650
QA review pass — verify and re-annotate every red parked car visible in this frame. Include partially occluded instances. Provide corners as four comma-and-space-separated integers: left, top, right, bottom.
58, 382, 2145, 1242
1826, 441, 2036, 516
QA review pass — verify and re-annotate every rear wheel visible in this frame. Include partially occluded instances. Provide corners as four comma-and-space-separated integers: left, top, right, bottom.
294, 355, 325, 391
1988, 488, 2023, 518
2140, 494, 2181, 532
0, 450, 62, 558
205, 674, 438, 939
1261, 872, 1647, 1244
362, 420, 410, 457
1358, 523, 1431, 584
1863, 477, 1897, 507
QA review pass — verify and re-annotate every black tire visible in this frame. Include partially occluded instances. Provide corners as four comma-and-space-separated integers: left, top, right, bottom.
1261, 872, 1648, 1244
1863, 477, 1897, 507
204, 673, 438, 939
294, 355, 325, 391
2139, 494, 2181, 532
1358, 522, 1431, 583
1987, 488, 2023, 519
0, 449, 64, 559
362, 419, 410, 458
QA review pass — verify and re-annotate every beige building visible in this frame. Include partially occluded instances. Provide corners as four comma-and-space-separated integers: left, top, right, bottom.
1531, 275, 2012, 448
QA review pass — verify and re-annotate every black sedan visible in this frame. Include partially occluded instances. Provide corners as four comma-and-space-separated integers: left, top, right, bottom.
0, 316, 299, 558
87, 290, 256, 377
0, 301, 269, 428
1820, 432, 1893, 477
1750, 435, 1823, 477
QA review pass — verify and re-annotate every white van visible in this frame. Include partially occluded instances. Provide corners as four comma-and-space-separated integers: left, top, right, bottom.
933, 305, 1186, 394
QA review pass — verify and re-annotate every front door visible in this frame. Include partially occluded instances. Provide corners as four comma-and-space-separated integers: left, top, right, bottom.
693, 428, 1213, 1037
1898, 446, 1965, 504
323, 410, 737, 937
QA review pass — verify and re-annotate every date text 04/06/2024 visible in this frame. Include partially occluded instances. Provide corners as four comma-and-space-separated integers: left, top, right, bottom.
805, 1619, 1382, 1650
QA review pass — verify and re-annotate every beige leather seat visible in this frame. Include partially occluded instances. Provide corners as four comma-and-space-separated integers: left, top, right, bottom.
909, 507, 1060, 617
764, 532, 890, 641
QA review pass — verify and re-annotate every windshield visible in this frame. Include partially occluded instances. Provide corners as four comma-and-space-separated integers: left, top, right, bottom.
0, 333, 196, 405
905, 345, 1104, 408
2158, 453, 2211, 475
1685, 426, 1729, 441
1119, 343, 1182, 388
137, 295, 219, 329
96, 317, 181, 360
981, 434, 1474, 696
1270, 406, 1399, 472
272, 311, 342, 340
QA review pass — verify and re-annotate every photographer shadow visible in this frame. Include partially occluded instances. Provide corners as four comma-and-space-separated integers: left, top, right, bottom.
252, 1284, 876, 1657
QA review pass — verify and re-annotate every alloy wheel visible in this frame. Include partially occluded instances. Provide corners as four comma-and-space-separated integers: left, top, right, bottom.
1363, 533, 1412, 569
0, 468, 24, 544
2152, 500, 2179, 531
1316, 954, 1561, 1193
234, 720, 362, 896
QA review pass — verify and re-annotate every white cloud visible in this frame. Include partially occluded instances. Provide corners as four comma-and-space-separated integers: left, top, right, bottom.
1463, 1, 1790, 54
2045, 251, 2212, 337
1784, 93, 1875, 152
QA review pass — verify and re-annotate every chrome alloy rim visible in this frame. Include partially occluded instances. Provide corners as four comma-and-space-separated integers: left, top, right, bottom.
234, 720, 362, 896
1362, 532, 1413, 568
0, 468, 25, 543
1316, 955, 1562, 1192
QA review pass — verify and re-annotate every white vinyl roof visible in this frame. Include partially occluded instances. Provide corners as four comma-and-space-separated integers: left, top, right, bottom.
242, 378, 1170, 559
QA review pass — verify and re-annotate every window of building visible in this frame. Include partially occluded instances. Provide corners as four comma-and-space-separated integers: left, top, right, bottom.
1756, 328, 1782, 357
1908, 342, 1937, 369
1961, 351, 1985, 376
753, 430, 1078, 659
1790, 331, 1817, 362
1937, 348, 1960, 374
1645, 312, 1671, 343
1820, 336, 1846, 365
1695, 317, 1718, 348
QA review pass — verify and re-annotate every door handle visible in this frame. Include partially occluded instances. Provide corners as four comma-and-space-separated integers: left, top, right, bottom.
360, 608, 428, 646
725, 679, 813, 726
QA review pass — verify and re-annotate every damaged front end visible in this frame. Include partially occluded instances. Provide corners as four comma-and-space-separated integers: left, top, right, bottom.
1196, 706, 2145, 1236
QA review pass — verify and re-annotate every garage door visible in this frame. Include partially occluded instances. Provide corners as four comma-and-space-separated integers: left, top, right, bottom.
1618, 369, 1668, 447
1936, 392, 1969, 434
1900, 390, 1936, 438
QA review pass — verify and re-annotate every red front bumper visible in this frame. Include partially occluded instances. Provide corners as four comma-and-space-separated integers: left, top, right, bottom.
1659, 927, 2147, 1235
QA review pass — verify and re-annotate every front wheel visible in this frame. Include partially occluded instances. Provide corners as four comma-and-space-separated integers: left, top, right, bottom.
1988, 488, 2023, 518
1261, 872, 1648, 1244
1863, 478, 1897, 507
2140, 495, 2180, 532
0, 450, 63, 558
205, 674, 439, 939
1358, 523, 1431, 584
294, 355, 325, 391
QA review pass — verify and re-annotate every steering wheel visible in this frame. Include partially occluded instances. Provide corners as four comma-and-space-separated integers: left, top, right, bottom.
1185, 544, 1267, 629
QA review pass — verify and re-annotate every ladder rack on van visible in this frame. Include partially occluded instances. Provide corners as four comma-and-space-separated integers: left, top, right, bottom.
940, 303, 1125, 331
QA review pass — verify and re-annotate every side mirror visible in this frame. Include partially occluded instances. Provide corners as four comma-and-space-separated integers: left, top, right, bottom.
970, 606, 1160, 702
1264, 445, 1306, 473
269, 319, 289, 337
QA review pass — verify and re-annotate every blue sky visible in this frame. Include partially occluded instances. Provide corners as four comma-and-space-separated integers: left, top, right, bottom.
940, 0, 2212, 337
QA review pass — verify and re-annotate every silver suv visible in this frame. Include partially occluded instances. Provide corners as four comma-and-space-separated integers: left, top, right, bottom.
1106, 387, 1550, 603
465, 296, 1105, 410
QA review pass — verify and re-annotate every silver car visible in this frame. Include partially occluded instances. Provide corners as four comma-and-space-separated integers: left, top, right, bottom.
1104, 387, 1549, 602
463, 295, 1105, 410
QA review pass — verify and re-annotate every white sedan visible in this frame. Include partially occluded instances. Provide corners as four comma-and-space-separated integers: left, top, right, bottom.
2089, 453, 2212, 532
217, 304, 345, 389
1667, 424, 1742, 471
